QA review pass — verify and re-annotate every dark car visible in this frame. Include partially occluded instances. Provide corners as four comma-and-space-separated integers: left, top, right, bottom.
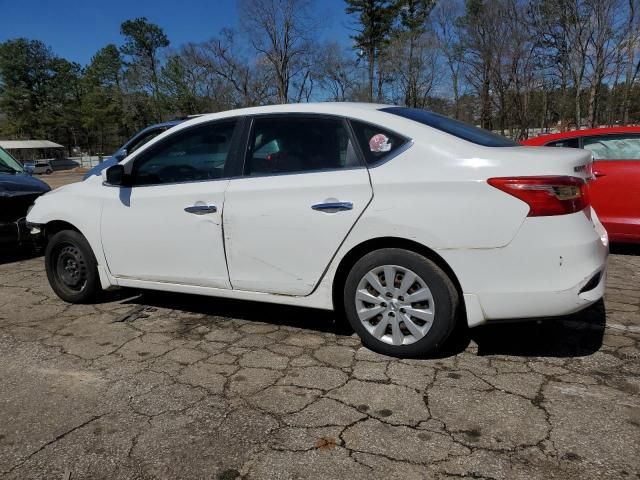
83, 119, 187, 179
0, 147, 50, 250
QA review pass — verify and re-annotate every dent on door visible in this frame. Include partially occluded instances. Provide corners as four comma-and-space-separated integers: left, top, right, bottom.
223, 169, 373, 296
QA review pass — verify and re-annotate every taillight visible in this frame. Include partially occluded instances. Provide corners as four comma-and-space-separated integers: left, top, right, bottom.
487, 176, 590, 217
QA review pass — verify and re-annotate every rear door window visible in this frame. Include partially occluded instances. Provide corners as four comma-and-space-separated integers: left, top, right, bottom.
582, 135, 640, 160
244, 116, 361, 176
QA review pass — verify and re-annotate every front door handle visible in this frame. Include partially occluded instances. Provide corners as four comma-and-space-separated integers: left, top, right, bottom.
593, 171, 606, 178
184, 204, 217, 215
312, 201, 353, 213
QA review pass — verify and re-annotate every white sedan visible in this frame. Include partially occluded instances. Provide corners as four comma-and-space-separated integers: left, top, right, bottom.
26, 103, 608, 357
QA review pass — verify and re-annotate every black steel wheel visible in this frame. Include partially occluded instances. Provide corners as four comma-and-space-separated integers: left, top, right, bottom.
45, 230, 100, 303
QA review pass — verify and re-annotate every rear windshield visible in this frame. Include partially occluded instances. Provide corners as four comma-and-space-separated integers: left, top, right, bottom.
380, 107, 518, 147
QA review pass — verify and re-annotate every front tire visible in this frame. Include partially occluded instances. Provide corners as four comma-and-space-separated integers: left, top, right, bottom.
45, 230, 100, 303
343, 248, 458, 358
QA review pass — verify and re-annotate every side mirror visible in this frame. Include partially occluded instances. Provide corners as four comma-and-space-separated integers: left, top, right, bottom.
102, 164, 125, 186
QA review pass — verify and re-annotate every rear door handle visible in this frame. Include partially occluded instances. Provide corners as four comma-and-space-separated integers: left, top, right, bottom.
593, 171, 606, 178
184, 204, 217, 215
311, 201, 353, 213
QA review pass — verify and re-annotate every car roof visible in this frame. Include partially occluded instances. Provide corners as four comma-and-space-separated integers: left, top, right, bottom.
523, 126, 640, 145
180, 103, 389, 125
128, 103, 523, 161
168, 103, 416, 140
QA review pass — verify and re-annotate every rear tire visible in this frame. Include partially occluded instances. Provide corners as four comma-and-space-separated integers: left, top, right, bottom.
343, 248, 458, 358
45, 230, 100, 303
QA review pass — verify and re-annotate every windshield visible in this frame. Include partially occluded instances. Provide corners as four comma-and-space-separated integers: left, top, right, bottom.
381, 107, 518, 147
0, 147, 24, 173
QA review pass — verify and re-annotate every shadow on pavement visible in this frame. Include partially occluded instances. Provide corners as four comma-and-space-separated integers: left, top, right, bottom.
115, 290, 606, 359
124, 290, 343, 335
0, 249, 41, 266
610, 243, 640, 256
469, 299, 606, 358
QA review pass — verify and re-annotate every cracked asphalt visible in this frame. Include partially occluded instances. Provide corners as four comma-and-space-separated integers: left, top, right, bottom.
0, 244, 639, 479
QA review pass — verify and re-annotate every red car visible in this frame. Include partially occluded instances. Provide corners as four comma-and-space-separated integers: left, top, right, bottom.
523, 127, 640, 243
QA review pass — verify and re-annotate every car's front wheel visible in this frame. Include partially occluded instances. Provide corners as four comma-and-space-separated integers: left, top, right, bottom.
343, 248, 458, 357
45, 230, 100, 303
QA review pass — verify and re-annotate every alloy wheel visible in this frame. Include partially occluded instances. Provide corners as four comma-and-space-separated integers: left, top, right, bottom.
355, 265, 435, 346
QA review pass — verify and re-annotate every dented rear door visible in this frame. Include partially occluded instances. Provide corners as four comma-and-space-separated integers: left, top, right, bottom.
223, 114, 372, 296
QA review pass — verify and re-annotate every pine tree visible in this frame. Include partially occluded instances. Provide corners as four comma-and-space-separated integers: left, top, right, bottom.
120, 17, 170, 121
345, 0, 397, 102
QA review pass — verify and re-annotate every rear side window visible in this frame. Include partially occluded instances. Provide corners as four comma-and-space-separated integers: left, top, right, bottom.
350, 120, 408, 165
245, 116, 360, 176
582, 134, 640, 160
381, 106, 517, 147
546, 138, 580, 149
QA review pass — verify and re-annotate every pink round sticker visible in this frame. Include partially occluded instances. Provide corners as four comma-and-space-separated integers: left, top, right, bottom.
369, 134, 391, 153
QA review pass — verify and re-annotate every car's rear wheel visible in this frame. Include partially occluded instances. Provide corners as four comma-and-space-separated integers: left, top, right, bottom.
45, 230, 100, 303
343, 248, 458, 357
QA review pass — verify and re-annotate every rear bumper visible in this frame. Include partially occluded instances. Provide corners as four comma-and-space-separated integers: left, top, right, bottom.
441, 209, 609, 327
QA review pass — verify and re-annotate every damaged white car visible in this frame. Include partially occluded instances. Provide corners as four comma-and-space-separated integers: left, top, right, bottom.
27, 103, 608, 357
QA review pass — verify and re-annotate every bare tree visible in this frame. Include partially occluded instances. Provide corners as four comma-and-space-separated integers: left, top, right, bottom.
384, 28, 440, 108
314, 43, 355, 101
198, 29, 273, 107
532, 0, 593, 128
619, 0, 640, 123
433, 0, 466, 119
458, 0, 503, 129
495, 0, 541, 138
585, 0, 625, 127
239, 0, 317, 103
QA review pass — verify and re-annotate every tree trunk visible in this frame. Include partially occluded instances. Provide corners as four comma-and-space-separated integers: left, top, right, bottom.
407, 35, 416, 107
587, 82, 598, 128
481, 65, 491, 130
623, 0, 637, 125
574, 87, 581, 129
450, 64, 460, 119
368, 48, 375, 102
541, 89, 547, 132
278, 72, 288, 104
150, 53, 162, 122
376, 57, 384, 102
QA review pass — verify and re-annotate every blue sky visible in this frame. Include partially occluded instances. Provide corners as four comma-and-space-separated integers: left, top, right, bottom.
0, 0, 354, 65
